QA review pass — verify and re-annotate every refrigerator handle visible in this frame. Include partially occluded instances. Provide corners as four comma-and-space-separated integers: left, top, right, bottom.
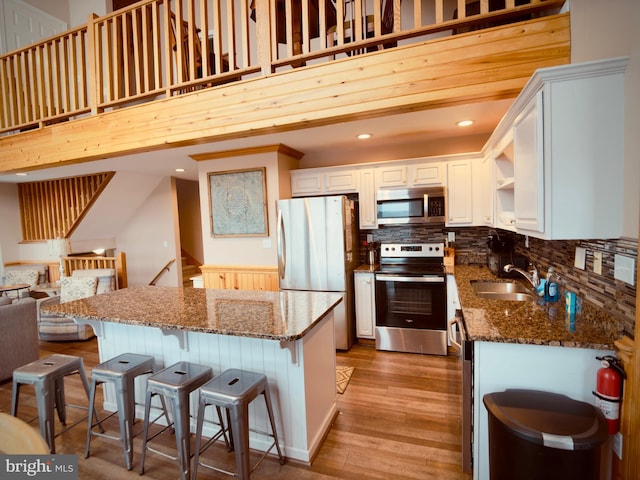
277, 208, 286, 279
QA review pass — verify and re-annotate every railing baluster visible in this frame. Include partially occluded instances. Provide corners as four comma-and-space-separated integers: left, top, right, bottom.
0, 0, 560, 134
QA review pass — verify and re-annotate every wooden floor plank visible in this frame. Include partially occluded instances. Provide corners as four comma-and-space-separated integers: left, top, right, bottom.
0, 339, 471, 480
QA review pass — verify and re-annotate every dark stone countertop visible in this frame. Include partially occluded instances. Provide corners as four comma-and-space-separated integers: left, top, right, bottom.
42, 285, 343, 342
455, 265, 618, 350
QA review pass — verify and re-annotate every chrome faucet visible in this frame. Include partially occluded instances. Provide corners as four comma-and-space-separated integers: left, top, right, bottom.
503, 263, 540, 288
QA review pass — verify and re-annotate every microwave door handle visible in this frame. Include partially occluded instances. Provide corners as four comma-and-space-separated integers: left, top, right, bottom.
423, 193, 429, 219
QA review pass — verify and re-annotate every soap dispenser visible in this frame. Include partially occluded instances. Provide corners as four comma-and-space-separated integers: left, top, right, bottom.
544, 267, 559, 303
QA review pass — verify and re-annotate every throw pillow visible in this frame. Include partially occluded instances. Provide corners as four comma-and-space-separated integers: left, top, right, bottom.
60, 276, 98, 304
71, 269, 116, 294
5, 269, 39, 287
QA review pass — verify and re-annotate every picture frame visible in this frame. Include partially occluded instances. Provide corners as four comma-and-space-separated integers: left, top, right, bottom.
208, 167, 269, 237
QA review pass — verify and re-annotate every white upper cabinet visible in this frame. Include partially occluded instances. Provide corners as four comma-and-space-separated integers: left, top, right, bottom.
513, 90, 544, 233
324, 169, 358, 193
409, 162, 444, 186
291, 168, 358, 196
358, 169, 377, 229
446, 159, 473, 226
492, 131, 515, 231
375, 165, 407, 188
478, 152, 494, 226
486, 57, 628, 240
291, 170, 323, 196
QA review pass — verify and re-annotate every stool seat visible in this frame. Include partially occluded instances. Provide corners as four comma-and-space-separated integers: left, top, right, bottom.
193, 369, 285, 480
139, 361, 213, 480
85, 353, 158, 470
11, 354, 96, 453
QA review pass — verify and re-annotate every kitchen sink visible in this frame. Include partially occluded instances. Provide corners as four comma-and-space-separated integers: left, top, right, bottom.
470, 281, 535, 301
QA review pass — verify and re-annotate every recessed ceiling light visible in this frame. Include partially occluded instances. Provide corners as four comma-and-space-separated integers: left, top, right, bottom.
16, 173, 28, 176
175, 168, 185, 172
457, 120, 474, 127
357, 133, 372, 140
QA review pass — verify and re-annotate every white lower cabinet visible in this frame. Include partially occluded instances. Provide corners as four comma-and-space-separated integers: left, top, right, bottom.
354, 271, 375, 339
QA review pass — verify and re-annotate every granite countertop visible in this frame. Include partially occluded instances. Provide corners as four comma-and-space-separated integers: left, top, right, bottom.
455, 265, 618, 350
43, 286, 343, 342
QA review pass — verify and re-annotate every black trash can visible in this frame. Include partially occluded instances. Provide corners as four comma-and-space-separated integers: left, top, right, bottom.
484, 389, 608, 480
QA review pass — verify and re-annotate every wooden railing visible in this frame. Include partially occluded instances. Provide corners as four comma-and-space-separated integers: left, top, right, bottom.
17, 172, 115, 241
0, 0, 565, 135
62, 251, 128, 288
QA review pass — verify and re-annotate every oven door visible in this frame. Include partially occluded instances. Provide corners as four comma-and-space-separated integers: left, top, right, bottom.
374, 274, 447, 329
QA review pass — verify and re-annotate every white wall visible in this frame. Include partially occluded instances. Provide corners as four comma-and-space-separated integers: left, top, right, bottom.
569, 0, 640, 238
198, 151, 297, 267
176, 179, 204, 264
117, 177, 181, 286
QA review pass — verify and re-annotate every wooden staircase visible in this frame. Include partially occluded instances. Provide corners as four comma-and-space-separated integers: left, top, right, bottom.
181, 255, 200, 287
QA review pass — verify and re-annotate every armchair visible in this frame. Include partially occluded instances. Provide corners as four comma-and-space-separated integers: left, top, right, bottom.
0, 296, 39, 381
38, 276, 99, 341
38, 268, 117, 341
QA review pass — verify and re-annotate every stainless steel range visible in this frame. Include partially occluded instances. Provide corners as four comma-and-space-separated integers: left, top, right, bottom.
374, 243, 448, 355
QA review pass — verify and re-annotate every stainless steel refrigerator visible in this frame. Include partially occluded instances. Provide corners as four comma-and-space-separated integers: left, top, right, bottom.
276, 195, 359, 350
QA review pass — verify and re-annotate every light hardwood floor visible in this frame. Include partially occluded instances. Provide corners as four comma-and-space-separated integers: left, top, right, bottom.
0, 339, 471, 480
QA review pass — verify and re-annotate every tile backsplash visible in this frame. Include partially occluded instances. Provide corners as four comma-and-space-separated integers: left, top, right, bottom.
361, 225, 637, 338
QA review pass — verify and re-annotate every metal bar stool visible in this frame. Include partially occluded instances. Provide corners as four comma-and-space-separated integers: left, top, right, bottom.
11, 353, 98, 453
138, 361, 213, 480
85, 353, 165, 470
192, 369, 285, 480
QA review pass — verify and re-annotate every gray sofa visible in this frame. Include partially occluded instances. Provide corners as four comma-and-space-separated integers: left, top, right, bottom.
0, 297, 39, 382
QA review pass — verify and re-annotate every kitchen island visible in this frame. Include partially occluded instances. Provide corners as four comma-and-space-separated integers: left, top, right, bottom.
452, 265, 618, 480
43, 285, 343, 464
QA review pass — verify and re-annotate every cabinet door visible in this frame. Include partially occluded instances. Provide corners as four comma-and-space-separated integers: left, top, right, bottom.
446, 160, 473, 225
479, 153, 494, 226
291, 171, 323, 196
376, 165, 407, 188
358, 169, 377, 229
354, 272, 375, 339
514, 91, 544, 233
325, 170, 358, 193
409, 162, 444, 186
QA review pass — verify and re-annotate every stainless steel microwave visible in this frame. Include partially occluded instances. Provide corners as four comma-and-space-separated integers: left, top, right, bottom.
376, 187, 446, 225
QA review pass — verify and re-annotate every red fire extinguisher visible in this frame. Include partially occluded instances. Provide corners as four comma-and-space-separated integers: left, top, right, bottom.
593, 355, 626, 434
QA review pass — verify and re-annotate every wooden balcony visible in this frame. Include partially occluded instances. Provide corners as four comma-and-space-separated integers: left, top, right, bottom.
0, 0, 569, 173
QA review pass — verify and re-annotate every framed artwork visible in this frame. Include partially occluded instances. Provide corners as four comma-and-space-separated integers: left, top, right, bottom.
208, 167, 269, 237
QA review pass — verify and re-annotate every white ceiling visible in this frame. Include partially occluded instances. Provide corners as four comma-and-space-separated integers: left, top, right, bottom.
0, 98, 514, 183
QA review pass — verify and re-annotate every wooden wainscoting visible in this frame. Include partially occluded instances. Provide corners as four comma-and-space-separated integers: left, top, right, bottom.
200, 265, 279, 291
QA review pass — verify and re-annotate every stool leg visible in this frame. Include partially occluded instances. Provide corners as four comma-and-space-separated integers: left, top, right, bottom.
173, 391, 192, 480
192, 395, 207, 480
77, 362, 102, 432
84, 377, 100, 460
54, 378, 67, 426
262, 390, 285, 463
117, 374, 135, 470
138, 389, 154, 476
228, 403, 251, 480
36, 377, 57, 454
10, 379, 20, 416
